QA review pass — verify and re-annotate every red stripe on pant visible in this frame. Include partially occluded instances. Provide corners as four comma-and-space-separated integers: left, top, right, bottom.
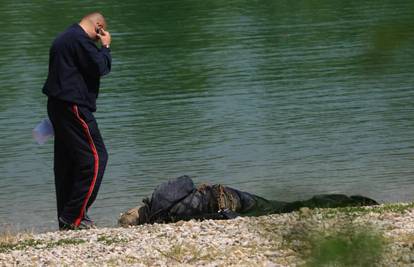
72, 105, 99, 227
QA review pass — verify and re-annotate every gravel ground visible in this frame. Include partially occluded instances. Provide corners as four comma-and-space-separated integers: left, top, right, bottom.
1, 203, 414, 266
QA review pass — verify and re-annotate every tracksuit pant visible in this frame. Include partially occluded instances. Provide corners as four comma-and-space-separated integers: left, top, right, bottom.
47, 97, 108, 228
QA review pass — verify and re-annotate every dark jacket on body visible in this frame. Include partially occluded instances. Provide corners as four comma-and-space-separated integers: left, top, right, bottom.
43, 23, 111, 112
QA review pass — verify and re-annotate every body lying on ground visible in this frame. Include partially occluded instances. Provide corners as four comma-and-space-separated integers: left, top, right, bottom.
119, 175, 378, 226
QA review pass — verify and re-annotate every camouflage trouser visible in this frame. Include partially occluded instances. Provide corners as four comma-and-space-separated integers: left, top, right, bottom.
210, 184, 242, 212
204, 185, 379, 217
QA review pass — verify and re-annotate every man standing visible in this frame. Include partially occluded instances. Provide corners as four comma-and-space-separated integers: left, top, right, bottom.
43, 12, 112, 230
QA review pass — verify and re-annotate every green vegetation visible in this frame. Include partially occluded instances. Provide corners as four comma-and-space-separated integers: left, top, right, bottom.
48, 238, 86, 247
97, 235, 128, 245
286, 208, 389, 267
0, 229, 34, 253
321, 202, 414, 219
155, 242, 217, 264
155, 242, 200, 263
0, 236, 85, 253
0, 239, 40, 253
305, 225, 386, 267
255, 204, 395, 267
106, 255, 142, 267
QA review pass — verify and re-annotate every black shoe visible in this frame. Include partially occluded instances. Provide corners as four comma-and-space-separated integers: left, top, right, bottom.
58, 216, 96, 230
58, 216, 76, 231
81, 214, 97, 229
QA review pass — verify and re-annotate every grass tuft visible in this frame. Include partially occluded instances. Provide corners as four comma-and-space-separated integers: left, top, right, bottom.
322, 202, 414, 218
97, 235, 128, 245
0, 235, 86, 253
255, 206, 390, 267
305, 225, 386, 267
155, 242, 217, 264
0, 228, 34, 253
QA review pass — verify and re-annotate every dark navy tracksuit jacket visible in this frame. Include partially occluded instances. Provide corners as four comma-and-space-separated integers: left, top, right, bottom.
43, 23, 111, 228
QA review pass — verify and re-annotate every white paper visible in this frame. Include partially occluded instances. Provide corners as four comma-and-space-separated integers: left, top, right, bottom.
33, 118, 54, 145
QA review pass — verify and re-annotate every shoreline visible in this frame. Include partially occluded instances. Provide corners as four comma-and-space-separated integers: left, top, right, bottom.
1, 202, 414, 266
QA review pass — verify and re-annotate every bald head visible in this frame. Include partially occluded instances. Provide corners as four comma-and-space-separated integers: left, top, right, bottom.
82, 12, 107, 29
79, 12, 108, 41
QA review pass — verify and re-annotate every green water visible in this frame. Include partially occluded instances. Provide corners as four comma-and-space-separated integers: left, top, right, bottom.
0, 0, 413, 231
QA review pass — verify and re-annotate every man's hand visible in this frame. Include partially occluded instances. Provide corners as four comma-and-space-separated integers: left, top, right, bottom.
97, 29, 111, 48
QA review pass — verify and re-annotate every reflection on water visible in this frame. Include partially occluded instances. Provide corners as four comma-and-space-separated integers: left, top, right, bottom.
0, 0, 413, 231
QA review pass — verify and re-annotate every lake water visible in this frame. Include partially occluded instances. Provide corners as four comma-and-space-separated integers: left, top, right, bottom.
0, 0, 413, 232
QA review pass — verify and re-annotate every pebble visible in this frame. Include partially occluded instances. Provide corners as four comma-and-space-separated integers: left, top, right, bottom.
264, 251, 280, 257
401, 254, 411, 263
